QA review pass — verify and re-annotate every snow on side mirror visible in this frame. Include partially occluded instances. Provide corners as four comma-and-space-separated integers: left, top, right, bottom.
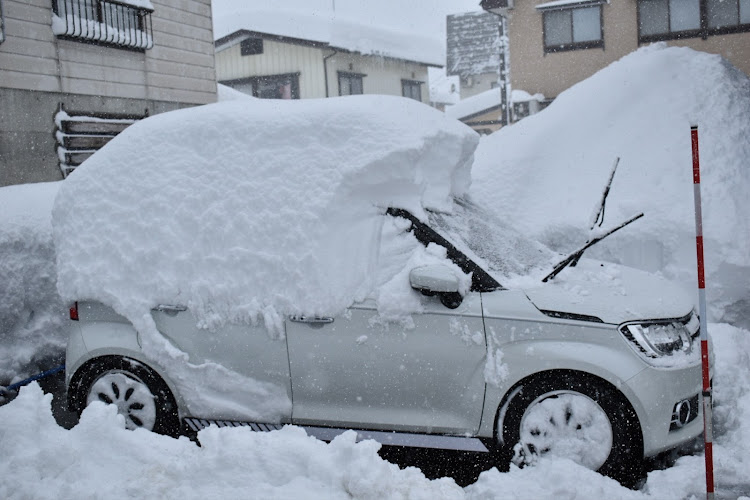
409, 265, 463, 309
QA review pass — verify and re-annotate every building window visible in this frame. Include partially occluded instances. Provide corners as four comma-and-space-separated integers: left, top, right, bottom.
221, 73, 300, 100
51, 0, 154, 51
541, 2, 604, 53
401, 79, 423, 101
338, 72, 364, 95
240, 38, 263, 56
638, 0, 750, 42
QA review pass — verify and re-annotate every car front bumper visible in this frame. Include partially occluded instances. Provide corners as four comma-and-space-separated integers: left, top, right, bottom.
625, 361, 705, 458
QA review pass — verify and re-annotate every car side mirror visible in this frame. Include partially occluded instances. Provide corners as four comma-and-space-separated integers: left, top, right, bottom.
409, 265, 463, 309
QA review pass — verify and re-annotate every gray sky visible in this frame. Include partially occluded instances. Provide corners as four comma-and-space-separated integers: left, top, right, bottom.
211, 0, 483, 42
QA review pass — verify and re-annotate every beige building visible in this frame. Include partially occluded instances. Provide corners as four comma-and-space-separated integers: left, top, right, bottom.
0, 0, 218, 186
213, 14, 441, 104
482, 0, 750, 98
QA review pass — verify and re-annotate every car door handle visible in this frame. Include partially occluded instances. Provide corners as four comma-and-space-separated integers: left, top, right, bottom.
153, 304, 187, 316
289, 316, 334, 324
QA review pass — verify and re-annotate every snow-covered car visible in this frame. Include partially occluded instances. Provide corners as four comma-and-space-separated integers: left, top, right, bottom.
55, 96, 704, 485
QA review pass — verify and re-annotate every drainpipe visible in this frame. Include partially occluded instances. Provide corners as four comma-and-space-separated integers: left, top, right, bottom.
323, 48, 338, 97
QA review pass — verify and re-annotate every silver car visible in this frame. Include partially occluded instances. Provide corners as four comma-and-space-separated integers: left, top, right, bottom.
64, 200, 704, 485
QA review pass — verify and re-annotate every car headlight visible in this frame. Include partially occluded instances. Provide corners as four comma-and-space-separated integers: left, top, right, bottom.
620, 312, 700, 362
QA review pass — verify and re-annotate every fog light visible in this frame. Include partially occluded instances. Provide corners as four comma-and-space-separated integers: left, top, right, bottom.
670, 394, 699, 431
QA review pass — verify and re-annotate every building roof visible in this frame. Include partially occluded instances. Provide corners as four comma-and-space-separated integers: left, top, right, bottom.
446, 11, 501, 80
214, 9, 443, 67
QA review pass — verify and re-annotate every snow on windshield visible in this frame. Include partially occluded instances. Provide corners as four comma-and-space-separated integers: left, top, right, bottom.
427, 198, 555, 284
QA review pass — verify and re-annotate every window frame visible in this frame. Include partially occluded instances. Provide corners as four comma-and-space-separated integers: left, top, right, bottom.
541, 3, 604, 53
401, 79, 423, 101
637, 0, 750, 43
337, 71, 365, 96
51, 0, 154, 51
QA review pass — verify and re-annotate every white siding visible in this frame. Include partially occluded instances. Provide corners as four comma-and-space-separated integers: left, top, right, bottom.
329, 53, 430, 103
216, 38, 327, 99
0, 0, 216, 105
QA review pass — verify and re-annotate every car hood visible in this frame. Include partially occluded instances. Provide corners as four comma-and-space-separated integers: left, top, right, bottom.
522, 259, 695, 324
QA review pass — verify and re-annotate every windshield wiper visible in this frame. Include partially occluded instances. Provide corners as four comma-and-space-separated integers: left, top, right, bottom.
542, 157, 644, 282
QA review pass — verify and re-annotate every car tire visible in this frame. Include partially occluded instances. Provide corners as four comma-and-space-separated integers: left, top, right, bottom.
72, 356, 180, 437
496, 371, 643, 487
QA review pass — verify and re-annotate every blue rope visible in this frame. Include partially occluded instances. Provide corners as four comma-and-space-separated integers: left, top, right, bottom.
6, 364, 66, 391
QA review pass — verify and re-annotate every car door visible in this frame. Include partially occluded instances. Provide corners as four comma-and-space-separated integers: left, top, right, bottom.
286, 293, 487, 435
151, 306, 293, 423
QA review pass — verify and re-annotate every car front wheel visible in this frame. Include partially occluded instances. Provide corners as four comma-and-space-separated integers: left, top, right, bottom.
497, 371, 643, 486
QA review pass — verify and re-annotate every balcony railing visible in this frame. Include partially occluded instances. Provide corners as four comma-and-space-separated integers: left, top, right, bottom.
51, 0, 154, 50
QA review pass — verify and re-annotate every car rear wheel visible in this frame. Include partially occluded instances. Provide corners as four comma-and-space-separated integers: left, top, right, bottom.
73, 356, 180, 437
497, 371, 643, 486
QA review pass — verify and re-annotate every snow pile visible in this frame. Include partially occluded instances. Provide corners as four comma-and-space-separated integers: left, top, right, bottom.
213, 8, 443, 66
2, 323, 749, 499
471, 44, 750, 325
0, 182, 66, 382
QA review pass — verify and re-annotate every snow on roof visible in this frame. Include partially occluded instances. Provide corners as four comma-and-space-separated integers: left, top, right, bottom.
445, 87, 501, 120
213, 9, 444, 67
446, 11, 501, 80
471, 43, 750, 323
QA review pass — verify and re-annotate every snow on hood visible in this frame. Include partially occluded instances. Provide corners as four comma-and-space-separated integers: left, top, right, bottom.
53, 95, 478, 329
471, 43, 750, 325
522, 259, 694, 324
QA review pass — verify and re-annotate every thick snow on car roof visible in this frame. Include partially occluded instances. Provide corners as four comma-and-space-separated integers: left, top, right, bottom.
53, 95, 478, 329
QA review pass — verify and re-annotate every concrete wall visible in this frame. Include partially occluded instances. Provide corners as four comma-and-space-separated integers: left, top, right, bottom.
507, 0, 750, 98
0, 88, 194, 186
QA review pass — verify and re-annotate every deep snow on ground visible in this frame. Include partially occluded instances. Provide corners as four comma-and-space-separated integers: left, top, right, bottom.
471, 44, 750, 327
1, 323, 748, 499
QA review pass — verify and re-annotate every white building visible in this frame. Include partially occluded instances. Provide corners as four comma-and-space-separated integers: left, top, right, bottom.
213, 10, 442, 104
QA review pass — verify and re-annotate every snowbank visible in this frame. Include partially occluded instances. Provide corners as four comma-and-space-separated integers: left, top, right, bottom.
471, 44, 750, 325
0, 182, 66, 382
2, 323, 748, 499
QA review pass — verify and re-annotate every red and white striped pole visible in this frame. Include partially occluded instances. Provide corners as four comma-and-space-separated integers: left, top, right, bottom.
691, 125, 715, 500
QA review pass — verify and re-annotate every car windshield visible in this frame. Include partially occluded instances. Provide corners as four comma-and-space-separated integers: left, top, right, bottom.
426, 198, 555, 285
